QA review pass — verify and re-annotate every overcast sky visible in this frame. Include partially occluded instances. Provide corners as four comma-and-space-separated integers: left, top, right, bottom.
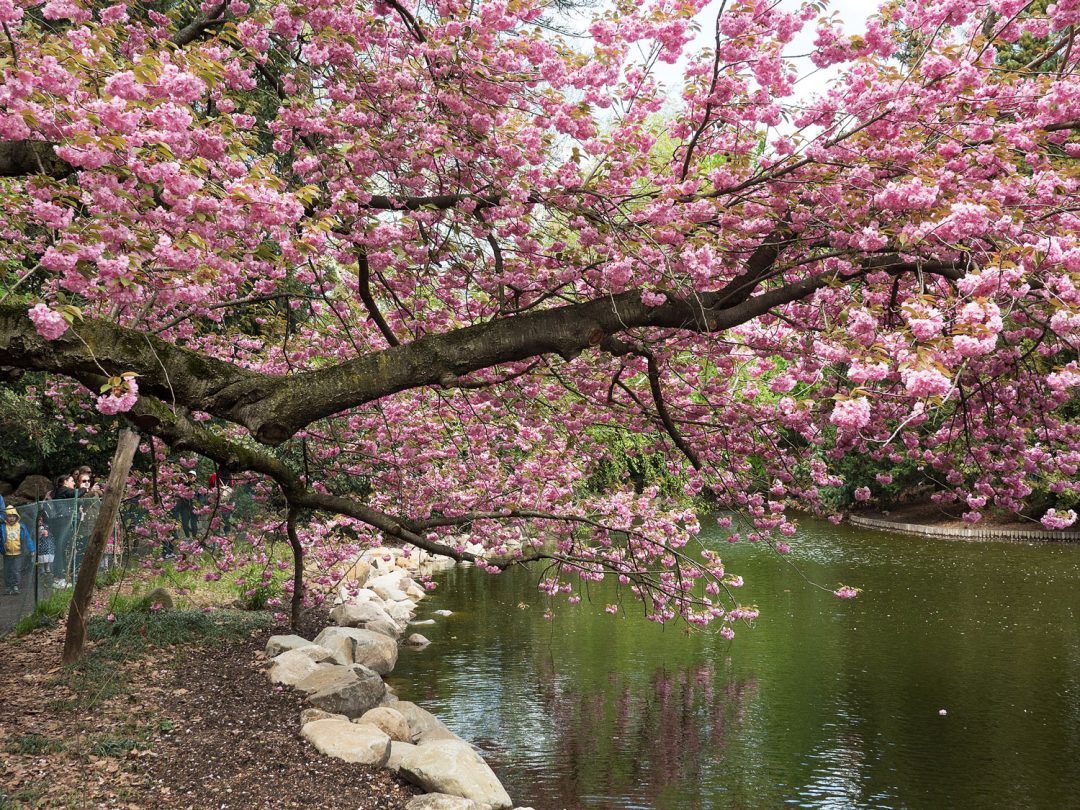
653, 0, 878, 101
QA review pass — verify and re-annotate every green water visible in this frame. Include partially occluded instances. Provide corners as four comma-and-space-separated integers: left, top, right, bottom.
387, 518, 1080, 809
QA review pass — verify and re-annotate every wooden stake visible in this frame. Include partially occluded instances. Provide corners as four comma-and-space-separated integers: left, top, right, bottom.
62, 427, 139, 664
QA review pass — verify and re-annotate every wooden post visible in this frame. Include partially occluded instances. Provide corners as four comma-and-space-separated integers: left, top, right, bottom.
62, 428, 139, 664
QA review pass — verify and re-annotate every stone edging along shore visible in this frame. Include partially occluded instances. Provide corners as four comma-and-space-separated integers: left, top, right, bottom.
262, 542, 534, 810
848, 514, 1080, 543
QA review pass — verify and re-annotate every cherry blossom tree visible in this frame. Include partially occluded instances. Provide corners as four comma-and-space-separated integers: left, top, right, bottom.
1, 0, 1079, 629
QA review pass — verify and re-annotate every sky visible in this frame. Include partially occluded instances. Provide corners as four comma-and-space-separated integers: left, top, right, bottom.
653, 0, 878, 101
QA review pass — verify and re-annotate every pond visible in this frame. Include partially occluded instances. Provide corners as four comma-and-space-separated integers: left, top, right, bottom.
387, 518, 1080, 809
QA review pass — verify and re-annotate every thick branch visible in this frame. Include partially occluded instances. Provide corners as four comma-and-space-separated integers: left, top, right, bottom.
0, 253, 960, 444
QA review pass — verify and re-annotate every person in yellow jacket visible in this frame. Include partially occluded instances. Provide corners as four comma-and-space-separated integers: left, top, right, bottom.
4, 505, 36, 596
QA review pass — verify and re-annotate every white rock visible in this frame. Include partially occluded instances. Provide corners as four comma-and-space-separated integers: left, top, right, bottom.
405, 633, 431, 648
298, 664, 386, 718
410, 619, 436, 626
385, 600, 418, 624
404, 794, 484, 810
301, 719, 391, 766
350, 587, 386, 606
265, 634, 312, 658
313, 626, 399, 674
369, 571, 412, 602
387, 741, 418, 773
366, 618, 403, 639
330, 601, 395, 629
404, 583, 427, 600
394, 701, 458, 743
398, 740, 511, 809
267, 649, 323, 686
300, 707, 347, 726
432, 610, 453, 617
355, 707, 411, 742
294, 644, 334, 662
341, 558, 371, 587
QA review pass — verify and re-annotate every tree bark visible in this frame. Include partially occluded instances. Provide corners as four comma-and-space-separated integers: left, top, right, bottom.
285, 506, 304, 629
62, 428, 139, 664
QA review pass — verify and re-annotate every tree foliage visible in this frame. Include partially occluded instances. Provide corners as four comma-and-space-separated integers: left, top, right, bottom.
1, 0, 1080, 628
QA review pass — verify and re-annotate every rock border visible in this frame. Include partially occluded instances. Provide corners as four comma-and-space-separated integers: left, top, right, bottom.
266, 549, 532, 810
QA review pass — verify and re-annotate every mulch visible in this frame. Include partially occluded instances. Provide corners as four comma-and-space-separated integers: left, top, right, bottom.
0, 613, 421, 808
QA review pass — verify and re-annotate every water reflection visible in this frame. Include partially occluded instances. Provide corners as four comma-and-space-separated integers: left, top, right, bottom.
390, 519, 1080, 809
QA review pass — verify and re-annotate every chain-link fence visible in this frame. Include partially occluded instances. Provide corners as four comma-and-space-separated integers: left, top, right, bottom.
1, 497, 135, 635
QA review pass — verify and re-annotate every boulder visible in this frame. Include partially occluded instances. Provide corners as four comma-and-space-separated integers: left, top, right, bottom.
294, 644, 334, 663
351, 587, 385, 605
330, 601, 395, 629
355, 707, 411, 742
265, 634, 313, 658
394, 701, 456, 743
404, 795, 485, 810
417, 726, 463, 745
301, 664, 386, 718
267, 650, 323, 686
385, 600, 418, 624
142, 586, 174, 611
398, 740, 512, 809
409, 619, 436, 627
404, 582, 427, 600
301, 719, 391, 766
432, 610, 453, 617
405, 633, 431, 648
366, 618, 403, 639
368, 571, 411, 602
313, 626, 399, 674
300, 708, 347, 726
296, 664, 355, 695
311, 628, 354, 666
387, 741, 418, 773
342, 558, 371, 587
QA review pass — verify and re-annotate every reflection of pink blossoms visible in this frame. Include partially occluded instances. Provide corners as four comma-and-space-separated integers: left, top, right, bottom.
28, 304, 69, 340
97, 377, 139, 415
834, 586, 860, 599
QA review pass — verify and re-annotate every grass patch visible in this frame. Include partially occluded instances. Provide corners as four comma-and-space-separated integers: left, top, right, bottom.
86, 608, 271, 650
5, 733, 64, 755
87, 736, 139, 757
14, 588, 73, 636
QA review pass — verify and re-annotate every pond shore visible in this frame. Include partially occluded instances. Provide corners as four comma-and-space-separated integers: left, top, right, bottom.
848, 511, 1080, 542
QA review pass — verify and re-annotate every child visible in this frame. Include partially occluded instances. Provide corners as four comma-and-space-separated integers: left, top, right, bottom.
3, 506, 35, 595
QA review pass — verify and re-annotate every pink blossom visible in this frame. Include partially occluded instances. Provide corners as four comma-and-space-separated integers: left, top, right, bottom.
902, 367, 951, 398
830, 397, 871, 432
854, 486, 871, 502
834, 586, 860, 599
1041, 509, 1077, 530
96, 377, 139, 415
28, 304, 69, 340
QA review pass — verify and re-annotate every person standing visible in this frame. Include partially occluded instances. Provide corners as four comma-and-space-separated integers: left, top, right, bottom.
3, 506, 35, 595
46, 474, 78, 587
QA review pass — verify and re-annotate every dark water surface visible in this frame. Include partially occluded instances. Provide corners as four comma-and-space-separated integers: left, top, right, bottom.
388, 519, 1080, 809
